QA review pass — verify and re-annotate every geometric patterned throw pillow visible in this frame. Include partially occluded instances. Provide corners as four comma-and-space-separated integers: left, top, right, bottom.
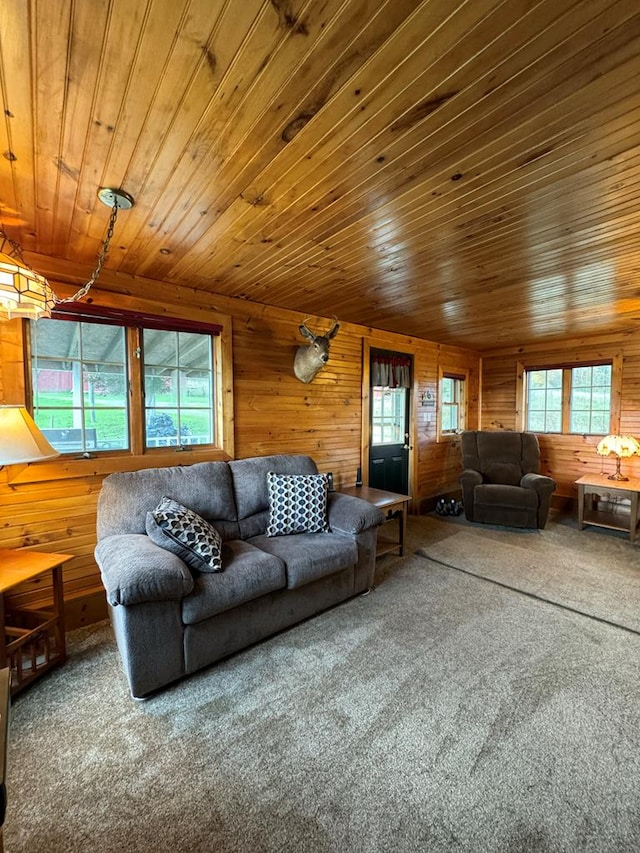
265, 472, 329, 537
146, 496, 223, 573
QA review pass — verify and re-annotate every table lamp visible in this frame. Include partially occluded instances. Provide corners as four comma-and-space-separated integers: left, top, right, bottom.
0, 406, 60, 473
595, 434, 640, 481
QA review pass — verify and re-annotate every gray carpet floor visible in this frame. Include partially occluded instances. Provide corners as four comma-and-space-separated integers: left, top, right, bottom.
5, 511, 640, 852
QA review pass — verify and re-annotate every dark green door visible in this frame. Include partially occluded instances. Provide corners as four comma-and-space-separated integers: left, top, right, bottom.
369, 351, 411, 494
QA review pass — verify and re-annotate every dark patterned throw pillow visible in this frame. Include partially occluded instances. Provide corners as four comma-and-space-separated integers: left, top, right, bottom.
146, 496, 223, 573
265, 472, 329, 537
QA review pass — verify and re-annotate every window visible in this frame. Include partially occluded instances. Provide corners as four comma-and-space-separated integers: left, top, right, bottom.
31, 319, 129, 452
524, 362, 612, 435
30, 313, 223, 455
143, 329, 214, 448
439, 371, 466, 437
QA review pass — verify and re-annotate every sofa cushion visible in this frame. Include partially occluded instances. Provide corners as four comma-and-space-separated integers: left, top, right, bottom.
266, 472, 329, 536
181, 540, 286, 624
250, 532, 357, 589
146, 497, 223, 573
97, 460, 238, 538
229, 454, 318, 520
474, 484, 538, 509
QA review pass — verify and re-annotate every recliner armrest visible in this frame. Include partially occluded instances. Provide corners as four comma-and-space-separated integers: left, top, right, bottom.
520, 472, 556, 496
95, 533, 194, 606
327, 492, 384, 534
459, 469, 483, 487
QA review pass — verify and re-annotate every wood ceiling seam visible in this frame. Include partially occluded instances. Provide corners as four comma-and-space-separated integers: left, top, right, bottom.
68, 0, 200, 263
31, 0, 75, 251
184, 36, 632, 288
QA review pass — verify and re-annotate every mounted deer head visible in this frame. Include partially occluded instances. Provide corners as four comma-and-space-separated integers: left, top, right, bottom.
293, 317, 340, 383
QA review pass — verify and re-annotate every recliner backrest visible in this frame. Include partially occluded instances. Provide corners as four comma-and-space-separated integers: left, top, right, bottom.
461, 431, 540, 485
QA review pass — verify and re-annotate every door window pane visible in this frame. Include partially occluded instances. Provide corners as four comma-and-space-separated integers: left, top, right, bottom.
371, 388, 406, 446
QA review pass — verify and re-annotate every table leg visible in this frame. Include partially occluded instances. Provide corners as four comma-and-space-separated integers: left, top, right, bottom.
630, 491, 639, 543
51, 565, 67, 664
0, 596, 5, 672
398, 504, 407, 556
577, 484, 585, 530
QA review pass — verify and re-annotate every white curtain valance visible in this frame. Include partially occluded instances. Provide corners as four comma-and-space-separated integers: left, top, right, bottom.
371, 353, 411, 388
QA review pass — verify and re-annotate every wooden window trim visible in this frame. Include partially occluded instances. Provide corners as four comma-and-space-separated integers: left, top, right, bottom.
13, 310, 234, 483
437, 367, 468, 442
517, 352, 621, 435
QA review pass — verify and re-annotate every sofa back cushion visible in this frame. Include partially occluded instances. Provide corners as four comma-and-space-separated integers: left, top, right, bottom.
229, 455, 318, 539
97, 461, 238, 539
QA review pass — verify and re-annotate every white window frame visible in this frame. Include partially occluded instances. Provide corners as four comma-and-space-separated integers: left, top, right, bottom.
438, 367, 467, 441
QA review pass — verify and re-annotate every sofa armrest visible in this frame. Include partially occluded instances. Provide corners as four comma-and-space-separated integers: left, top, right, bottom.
95, 534, 194, 607
520, 472, 556, 497
327, 493, 385, 534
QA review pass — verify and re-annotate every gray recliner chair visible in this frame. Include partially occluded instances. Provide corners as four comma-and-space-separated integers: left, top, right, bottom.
459, 431, 556, 529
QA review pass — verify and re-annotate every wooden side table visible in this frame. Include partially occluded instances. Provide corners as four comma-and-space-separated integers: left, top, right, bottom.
340, 485, 412, 557
576, 474, 640, 542
0, 549, 72, 695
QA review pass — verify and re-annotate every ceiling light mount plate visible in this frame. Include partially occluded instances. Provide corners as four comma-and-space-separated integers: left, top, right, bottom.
97, 187, 135, 210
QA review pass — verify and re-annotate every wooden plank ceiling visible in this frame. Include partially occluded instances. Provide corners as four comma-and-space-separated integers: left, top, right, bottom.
0, 0, 639, 351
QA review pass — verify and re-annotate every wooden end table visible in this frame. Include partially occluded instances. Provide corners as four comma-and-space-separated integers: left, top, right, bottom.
0, 549, 72, 695
340, 485, 412, 557
575, 473, 640, 542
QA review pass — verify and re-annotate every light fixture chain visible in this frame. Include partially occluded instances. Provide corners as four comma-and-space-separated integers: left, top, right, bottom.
55, 201, 120, 305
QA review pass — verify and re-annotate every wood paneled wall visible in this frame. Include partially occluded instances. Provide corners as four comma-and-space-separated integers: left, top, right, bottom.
0, 278, 479, 628
481, 330, 639, 497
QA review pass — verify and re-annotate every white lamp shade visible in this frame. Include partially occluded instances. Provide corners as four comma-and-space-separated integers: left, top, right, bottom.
0, 406, 60, 465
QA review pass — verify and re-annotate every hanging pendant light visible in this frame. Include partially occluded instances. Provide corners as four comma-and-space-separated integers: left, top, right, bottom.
0, 233, 57, 320
0, 187, 134, 321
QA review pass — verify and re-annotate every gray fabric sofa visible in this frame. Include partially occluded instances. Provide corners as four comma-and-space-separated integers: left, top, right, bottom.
95, 454, 384, 698
459, 431, 556, 529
